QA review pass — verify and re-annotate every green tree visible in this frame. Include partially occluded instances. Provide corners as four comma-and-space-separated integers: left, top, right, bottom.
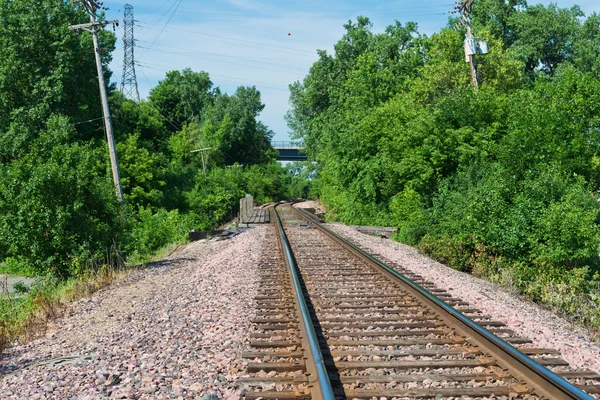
202, 86, 276, 166
0, 0, 115, 160
0, 116, 122, 278
471, 0, 527, 46
148, 68, 215, 131
508, 3, 584, 74
117, 133, 168, 209
572, 13, 600, 77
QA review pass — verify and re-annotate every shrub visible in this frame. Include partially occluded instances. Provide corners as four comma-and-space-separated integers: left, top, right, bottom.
128, 207, 193, 262
389, 187, 427, 245
0, 117, 124, 279
0, 257, 34, 277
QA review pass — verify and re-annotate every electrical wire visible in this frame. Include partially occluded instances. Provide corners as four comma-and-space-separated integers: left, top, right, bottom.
135, 23, 315, 56
137, 45, 304, 76
148, 0, 178, 14
136, 61, 289, 91
135, 39, 309, 71
176, 10, 450, 20
181, 4, 454, 14
137, 61, 290, 91
141, 0, 183, 57
140, 0, 180, 33
1, 117, 105, 141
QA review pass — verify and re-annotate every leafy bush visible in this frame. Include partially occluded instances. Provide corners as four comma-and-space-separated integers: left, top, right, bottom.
0, 258, 33, 277
128, 207, 192, 262
427, 163, 600, 270
389, 187, 427, 245
0, 117, 123, 279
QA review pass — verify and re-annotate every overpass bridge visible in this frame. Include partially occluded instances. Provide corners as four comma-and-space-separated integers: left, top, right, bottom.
272, 141, 307, 161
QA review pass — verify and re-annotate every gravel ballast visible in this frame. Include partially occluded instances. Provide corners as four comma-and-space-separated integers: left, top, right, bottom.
3, 210, 600, 399
1, 226, 268, 399
323, 222, 600, 375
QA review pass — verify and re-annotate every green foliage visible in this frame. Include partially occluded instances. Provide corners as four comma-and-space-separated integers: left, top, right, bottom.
428, 164, 600, 270
0, 0, 296, 296
389, 188, 426, 245
148, 68, 215, 131
285, 162, 317, 199
127, 208, 192, 262
508, 4, 583, 74
289, 10, 600, 331
245, 163, 288, 203
201, 86, 276, 166
117, 132, 168, 209
0, 0, 115, 160
0, 258, 34, 278
0, 116, 123, 278
12, 281, 29, 296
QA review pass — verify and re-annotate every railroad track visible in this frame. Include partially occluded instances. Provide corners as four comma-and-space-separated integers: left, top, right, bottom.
241, 204, 600, 399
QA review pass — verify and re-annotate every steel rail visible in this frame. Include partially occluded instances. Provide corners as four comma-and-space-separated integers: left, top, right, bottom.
273, 206, 336, 400
293, 205, 594, 400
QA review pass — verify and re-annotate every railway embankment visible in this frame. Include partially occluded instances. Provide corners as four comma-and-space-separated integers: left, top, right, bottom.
0, 227, 269, 399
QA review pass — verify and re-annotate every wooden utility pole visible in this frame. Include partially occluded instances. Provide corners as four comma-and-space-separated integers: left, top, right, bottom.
191, 148, 213, 176
70, 1, 123, 201
454, 0, 479, 90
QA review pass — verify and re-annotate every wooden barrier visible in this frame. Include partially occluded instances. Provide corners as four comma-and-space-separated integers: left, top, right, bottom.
240, 195, 254, 223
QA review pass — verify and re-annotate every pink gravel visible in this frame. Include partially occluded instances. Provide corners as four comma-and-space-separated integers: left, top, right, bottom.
324, 222, 600, 374
0, 226, 269, 399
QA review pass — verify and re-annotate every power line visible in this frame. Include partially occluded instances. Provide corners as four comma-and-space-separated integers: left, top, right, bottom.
169, 4, 453, 19
167, 10, 449, 20
135, 39, 309, 71
73, 116, 106, 125
142, 0, 180, 32
135, 23, 315, 55
181, 4, 454, 14
141, 0, 183, 57
1, 117, 105, 141
137, 62, 289, 92
149, 0, 178, 14
136, 45, 304, 76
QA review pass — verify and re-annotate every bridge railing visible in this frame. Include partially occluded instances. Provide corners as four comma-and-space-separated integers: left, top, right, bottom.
271, 141, 304, 149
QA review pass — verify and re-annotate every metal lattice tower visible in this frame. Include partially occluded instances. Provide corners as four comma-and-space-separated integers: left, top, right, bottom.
120, 4, 140, 102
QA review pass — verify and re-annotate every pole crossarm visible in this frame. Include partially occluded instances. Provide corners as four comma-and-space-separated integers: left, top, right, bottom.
68, 19, 118, 32
190, 148, 213, 153
455, 0, 475, 14
191, 148, 213, 176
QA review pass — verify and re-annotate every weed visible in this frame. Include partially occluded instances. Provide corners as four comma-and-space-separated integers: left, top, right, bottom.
0, 244, 131, 357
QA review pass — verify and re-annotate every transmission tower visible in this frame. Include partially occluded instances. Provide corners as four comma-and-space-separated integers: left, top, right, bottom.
120, 4, 140, 102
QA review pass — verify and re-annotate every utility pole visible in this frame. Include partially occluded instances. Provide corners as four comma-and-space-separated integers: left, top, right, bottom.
191, 148, 213, 176
120, 4, 140, 102
69, 1, 124, 201
454, 0, 479, 90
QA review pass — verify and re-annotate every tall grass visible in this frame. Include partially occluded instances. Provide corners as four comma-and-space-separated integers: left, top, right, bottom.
0, 245, 129, 356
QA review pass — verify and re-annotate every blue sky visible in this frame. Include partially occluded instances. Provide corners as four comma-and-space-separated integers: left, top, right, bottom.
99, 0, 600, 141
